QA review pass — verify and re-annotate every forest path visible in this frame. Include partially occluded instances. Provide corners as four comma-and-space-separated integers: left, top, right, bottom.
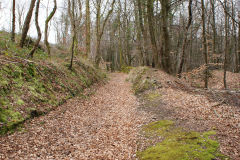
0, 73, 147, 159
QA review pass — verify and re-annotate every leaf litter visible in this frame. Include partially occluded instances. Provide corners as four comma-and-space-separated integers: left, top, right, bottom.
0, 73, 148, 160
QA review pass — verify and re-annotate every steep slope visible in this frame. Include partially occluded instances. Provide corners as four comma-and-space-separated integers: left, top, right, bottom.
0, 31, 105, 134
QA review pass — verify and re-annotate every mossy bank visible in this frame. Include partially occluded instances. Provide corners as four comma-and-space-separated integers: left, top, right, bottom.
138, 120, 227, 160
0, 32, 105, 134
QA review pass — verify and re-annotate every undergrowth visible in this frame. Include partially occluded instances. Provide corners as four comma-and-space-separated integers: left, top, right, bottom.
0, 31, 105, 134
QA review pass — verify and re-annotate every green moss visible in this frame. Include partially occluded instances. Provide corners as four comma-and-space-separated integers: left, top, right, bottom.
128, 67, 148, 82
138, 120, 227, 160
144, 92, 161, 101
121, 66, 134, 73
27, 63, 36, 77
0, 31, 104, 135
0, 78, 9, 86
128, 67, 153, 94
0, 97, 9, 106
12, 65, 23, 78
134, 79, 154, 94
79, 75, 90, 87
16, 98, 24, 105
144, 120, 174, 133
0, 108, 24, 134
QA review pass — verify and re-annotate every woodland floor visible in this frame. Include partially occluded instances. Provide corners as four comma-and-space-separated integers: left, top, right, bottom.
0, 73, 148, 159
0, 71, 239, 159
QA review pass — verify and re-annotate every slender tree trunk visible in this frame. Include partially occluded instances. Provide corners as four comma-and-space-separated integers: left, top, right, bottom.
29, 0, 41, 58
63, 13, 69, 46
17, 5, 25, 33
117, 3, 123, 68
137, 0, 145, 40
134, 0, 144, 65
68, 0, 76, 70
95, 0, 101, 66
19, 0, 36, 48
137, 0, 149, 65
147, 0, 158, 68
210, 0, 217, 55
238, 11, 240, 72
123, 0, 128, 65
44, 0, 57, 56
144, 2, 150, 66
231, 0, 238, 73
189, 24, 193, 69
70, 34, 76, 70
11, 0, 15, 42
136, 0, 144, 65
201, 0, 208, 89
86, 0, 91, 58
223, 0, 228, 89
178, 0, 192, 77
95, 0, 115, 67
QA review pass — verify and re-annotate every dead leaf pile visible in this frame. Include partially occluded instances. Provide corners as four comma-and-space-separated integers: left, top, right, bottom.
0, 73, 148, 160
133, 67, 240, 159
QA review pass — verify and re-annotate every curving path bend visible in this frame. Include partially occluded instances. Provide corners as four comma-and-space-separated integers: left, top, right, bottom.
0, 73, 147, 160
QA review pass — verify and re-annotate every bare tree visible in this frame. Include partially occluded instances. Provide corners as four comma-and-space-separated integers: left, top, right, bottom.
237, 0, 240, 72
230, 0, 238, 73
85, 0, 91, 58
201, 0, 208, 88
68, 0, 76, 70
147, 0, 158, 68
19, 0, 36, 48
178, 0, 193, 77
17, 3, 26, 33
137, 0, 149, 66
50, 0, 239, 78
95, 0, 116, 67
160, 0, 171, 73
223, 0, 229, 89
11, 0, 15, 42
28, 0, 41, 58
44, 0, 57, 56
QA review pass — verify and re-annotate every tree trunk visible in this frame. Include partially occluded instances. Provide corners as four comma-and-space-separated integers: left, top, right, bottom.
95, 0, 115, 67
201, 0, 208, 89
68, 0, 76, 70
11, 0, 15, 42
238, 10, 240, 72
85, 0, 91, 58
147, 0, 158, 68
136, 0, 147, 65
178, 0, 192, 77
117, 3, 123, 68
19, 0, 36, 48
63, 13, 69, 46
95, 0, 101, 66
17, 4, 25, 33
44, 0, 57, 56
161, 0, 171, 73
210, 0, 217, 55
29, 0, 41, 58
231, 0, 238, 73
223, 0, 228, 89
134, 0, 144, 65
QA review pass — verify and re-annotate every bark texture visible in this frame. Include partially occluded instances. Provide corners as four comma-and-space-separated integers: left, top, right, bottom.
29, 0, 41, 58
19, 0, 36, 48
11, 0, 16, 42
44, 0, 57, 55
